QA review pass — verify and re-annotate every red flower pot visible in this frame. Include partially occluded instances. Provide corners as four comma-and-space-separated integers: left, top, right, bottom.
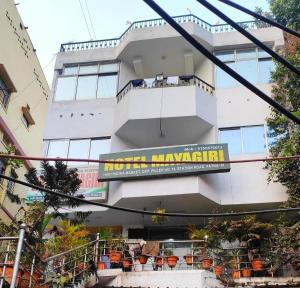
166, 256, 179, 268
232, 270, 240, 279
122, 259, 132, 268
183, 255, 193, 265
97, 262, 106, 270
251, 259, 263, 271
214, 265, 222, 277
202, 258, 212, 269
138, 255, 148, 265
242, 268, 252, 277
155, 256, 164, 267
109, 251, 122, 263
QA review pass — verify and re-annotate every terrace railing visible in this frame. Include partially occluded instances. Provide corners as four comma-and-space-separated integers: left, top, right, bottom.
116, 75, 215, 103
60, 14, 271, 52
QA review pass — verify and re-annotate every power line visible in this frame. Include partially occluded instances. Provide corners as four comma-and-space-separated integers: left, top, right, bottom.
217, 0, 300, 38
196, 0, 300, 76
1, 173, 300, 218
142, 0, 300, 125
78, 0, 93, 39
84, 0, 97, 39
0, 153, 299, 165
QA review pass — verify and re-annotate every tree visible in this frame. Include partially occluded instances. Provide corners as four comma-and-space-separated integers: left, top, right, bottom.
24, 161, 90, 244
263, 0, 300, 208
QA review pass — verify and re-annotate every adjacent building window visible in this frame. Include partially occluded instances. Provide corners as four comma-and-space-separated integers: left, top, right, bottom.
43, 137, 111, 166
0, 77, 10, 108
215, 48, 275, 88
219, 125, 268, 154
54, 63, 119, 101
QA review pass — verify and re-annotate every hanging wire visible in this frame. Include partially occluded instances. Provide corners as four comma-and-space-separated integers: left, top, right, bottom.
1, 173, 300, 218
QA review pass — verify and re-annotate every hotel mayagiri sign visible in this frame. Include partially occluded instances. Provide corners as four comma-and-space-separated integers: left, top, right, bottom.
98, 144, 230, 181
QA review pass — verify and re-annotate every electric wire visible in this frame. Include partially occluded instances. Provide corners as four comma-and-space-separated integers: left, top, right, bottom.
78, 0, 93, 39
0, 153, 300, 165
143, 0, 300, 125
84, 0, 97, 39
217, 0, 300, 38
196, 0, 300, 76
1, 173, 300, 218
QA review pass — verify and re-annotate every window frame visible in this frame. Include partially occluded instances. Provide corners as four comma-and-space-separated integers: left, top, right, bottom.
215, 47, 274, 88
54, 62, 120, 102
219, 125, 270, 155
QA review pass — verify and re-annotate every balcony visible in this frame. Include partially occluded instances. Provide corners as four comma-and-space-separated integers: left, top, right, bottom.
60, 15, 270, 52
113, 75, 216, 147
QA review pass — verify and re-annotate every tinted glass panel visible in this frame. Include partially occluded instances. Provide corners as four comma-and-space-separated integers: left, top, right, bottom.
99, 63, 119, 73
68, 139, 90, 166
242, 126, 266, 153
47, 140, 69, 158
215, 51, 234, 62
89, 139, 111, 164
97, 75, 118, 98
79, 65, 98, 74
216, 62, 237, 88
236, 49, 256, 60
64, 66, 78, 75
236, 59, 257, 84
219, 129, 241, 154
55, 77, 76, 101
76, 75, 97, 100
258, 48, 270, 58
258, 59, 274, 84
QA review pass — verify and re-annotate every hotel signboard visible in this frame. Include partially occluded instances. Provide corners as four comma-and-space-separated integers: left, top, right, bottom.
98, 144, 230, 181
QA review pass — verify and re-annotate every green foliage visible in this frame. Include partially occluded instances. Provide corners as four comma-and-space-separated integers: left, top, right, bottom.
46, 220, 89, 256
25, 161, 82, 213
151, 207, 169, 225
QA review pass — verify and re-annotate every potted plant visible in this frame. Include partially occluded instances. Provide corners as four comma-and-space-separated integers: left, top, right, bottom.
151, 207, 169, 225
155, 256, 164, 267
164, 249, 179, 269
138, 255, 149, 265
214, 264, 222, 278
183, 254, 193, 265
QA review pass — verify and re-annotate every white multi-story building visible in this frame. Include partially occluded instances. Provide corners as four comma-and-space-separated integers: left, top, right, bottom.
43, 15, 286, 238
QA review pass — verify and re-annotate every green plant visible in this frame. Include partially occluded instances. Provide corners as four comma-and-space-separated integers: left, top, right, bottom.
151, 207, 169, 225
163, 248, 173, 257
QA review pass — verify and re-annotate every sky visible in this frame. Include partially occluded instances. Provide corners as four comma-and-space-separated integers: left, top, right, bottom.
16, 0, 269, 85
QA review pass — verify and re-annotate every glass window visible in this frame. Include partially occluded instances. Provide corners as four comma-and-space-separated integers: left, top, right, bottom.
55, 77, 77, 101
242, 126, 266, 153
215, 51, 235, 62
42, 141, 49, 156
216, 62, 237, 88
99, 63, 119, 73
258, 48, 270, 58
89, 138, 111, 162
0, 77, 10, 107
64, 66, 78, 75
219, 129, 242, 154
236, 59, 257, 84
79, 65, 98, 74
97, 75, 118, 98
68, 139, 90, 166
47, 140, 69, 158
76, 75, 98, 100
258, 59, 274, 84
236, 48, 256, 60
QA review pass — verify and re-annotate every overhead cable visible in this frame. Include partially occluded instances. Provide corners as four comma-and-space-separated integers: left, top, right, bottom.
196, 0, 300, 76
217, 0, 300, 38
84, 0, 97, 39
143, 0, 300, 125
78, 0, 93, 39
1, 174, 300, 218
0, 154, 300, 165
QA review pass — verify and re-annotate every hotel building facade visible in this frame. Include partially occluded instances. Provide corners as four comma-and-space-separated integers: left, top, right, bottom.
43, 14, 286, 238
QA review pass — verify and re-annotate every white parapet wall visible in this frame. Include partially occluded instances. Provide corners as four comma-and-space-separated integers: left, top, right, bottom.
94, 269, 224, 288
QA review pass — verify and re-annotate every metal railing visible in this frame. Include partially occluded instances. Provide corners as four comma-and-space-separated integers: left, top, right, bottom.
116, 75, 215, 103
60, 14, 271, 52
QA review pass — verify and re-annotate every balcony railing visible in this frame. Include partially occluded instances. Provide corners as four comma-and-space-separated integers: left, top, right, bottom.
116, 75, 215, 103
60, 14, 271, 52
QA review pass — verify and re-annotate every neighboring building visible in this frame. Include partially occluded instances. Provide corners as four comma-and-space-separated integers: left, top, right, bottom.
0, 1, 50, 222
44, 15, 286, 238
